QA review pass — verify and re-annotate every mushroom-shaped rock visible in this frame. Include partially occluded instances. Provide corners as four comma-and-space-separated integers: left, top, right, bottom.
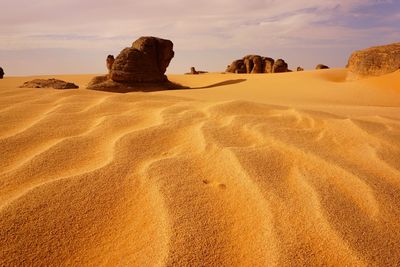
347, 42, 400, 77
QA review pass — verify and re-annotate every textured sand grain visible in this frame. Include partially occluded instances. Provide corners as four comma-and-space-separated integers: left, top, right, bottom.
1, 69, 400, 266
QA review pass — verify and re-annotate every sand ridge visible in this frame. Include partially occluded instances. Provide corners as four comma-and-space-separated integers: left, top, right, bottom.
0, 69, 400, 266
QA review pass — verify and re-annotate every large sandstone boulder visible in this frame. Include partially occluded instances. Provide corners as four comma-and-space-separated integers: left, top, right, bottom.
272, 59, 288, 73
0, 67, 4, 79
110, 36, 174, 83
20, 79, 78, 89
347, 42, 400, 77
88, 36, 182, 91
297, 67, 304, 71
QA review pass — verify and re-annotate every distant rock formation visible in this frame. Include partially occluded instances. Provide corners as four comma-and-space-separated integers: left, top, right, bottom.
185, 67, 208, 75
106, 55, 115, 77
20, 79, 79, 89
297, 67, 304, 71
0, 67, 3, 79
316, 64, 329, 70
226, 55, 290, 73
272, 59, 289, 73
88, 36, 183, 91
347, 42, 400, 77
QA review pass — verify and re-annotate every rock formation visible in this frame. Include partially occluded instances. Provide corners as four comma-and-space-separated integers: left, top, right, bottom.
272, 59, 289, 73
185, 67, 208, 75
263, 58, 275, 73
109, 36, 174, 83
226, 55, 288, 74
0, 67, 4, 79
106, 55, 115, 77
88, 36, 181, 91
226, 60, 246, 73
297, 67, 304, 71
316, 64, 329, 70
347, 42, 400, 77
20, 79, 79, 89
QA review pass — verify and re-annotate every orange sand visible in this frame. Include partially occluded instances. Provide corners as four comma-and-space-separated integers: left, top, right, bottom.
1, 69, 400, 266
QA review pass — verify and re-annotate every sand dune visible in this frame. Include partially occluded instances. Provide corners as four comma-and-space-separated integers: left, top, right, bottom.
1, 69, 400, 266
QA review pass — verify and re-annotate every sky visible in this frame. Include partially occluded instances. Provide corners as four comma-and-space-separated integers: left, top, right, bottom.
0, 0, 399, 76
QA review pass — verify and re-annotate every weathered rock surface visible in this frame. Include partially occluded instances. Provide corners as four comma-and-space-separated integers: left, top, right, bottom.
88, 36, 181, 91
226, 55, 284, 74
110, 36, 174, 83
106, 55, 115, 77
347, 42, 400, 77
297, 67, 304, 71
0, 67, 4, 79
272, 59, 288, 73
316, 64, 329, 70
226, 60, 246, 73
20, 79, 79, 89
263, 57, 275, 73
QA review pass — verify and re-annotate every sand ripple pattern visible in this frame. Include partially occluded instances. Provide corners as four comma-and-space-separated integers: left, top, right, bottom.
1, 90, 400, 266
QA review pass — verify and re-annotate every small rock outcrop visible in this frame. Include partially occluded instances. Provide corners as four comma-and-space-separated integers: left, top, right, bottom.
185, 67, 208, 75
20, 79, 79, 89
0, 67, 4, 79
297, 67, 304, 71
316, 64, 329, 70
272, 59, 289, 73
88, 36, 180, 91
347, 42, 400, 77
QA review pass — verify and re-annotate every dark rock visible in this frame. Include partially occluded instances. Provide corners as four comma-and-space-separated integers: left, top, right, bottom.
0, 67, 4, 79
243, 55, 263, 73
226, 59, 246, 73
263, 57, 275, 73
316, 64, 329, 70
110, 36, 174, 83
272, 59, 288, 73
20, 79, 79, 89
347, 42, 400, 77
297, 67, 304, 71
185, 67, 208, 75
88, 36, 181, 91
106, 55, 115, 77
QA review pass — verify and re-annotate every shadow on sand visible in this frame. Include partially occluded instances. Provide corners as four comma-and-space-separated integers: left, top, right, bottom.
88, 78, 247, 93
192, 79, 247, 89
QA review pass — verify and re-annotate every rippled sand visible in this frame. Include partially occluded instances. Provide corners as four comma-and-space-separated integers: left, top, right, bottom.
1, 69, 400, 266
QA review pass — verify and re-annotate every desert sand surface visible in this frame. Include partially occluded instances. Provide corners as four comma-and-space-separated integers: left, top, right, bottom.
1, 69, 400, 266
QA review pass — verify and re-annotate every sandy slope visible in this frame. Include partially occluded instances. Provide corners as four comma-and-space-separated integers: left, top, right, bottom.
0, 69, 399, 266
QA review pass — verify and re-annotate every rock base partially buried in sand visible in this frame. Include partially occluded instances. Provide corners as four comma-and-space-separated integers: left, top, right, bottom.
20, 79, 79, 89
88, 36, 184, 92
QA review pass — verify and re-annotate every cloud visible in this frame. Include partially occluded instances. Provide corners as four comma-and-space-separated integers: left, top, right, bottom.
0, 0, 399, 74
